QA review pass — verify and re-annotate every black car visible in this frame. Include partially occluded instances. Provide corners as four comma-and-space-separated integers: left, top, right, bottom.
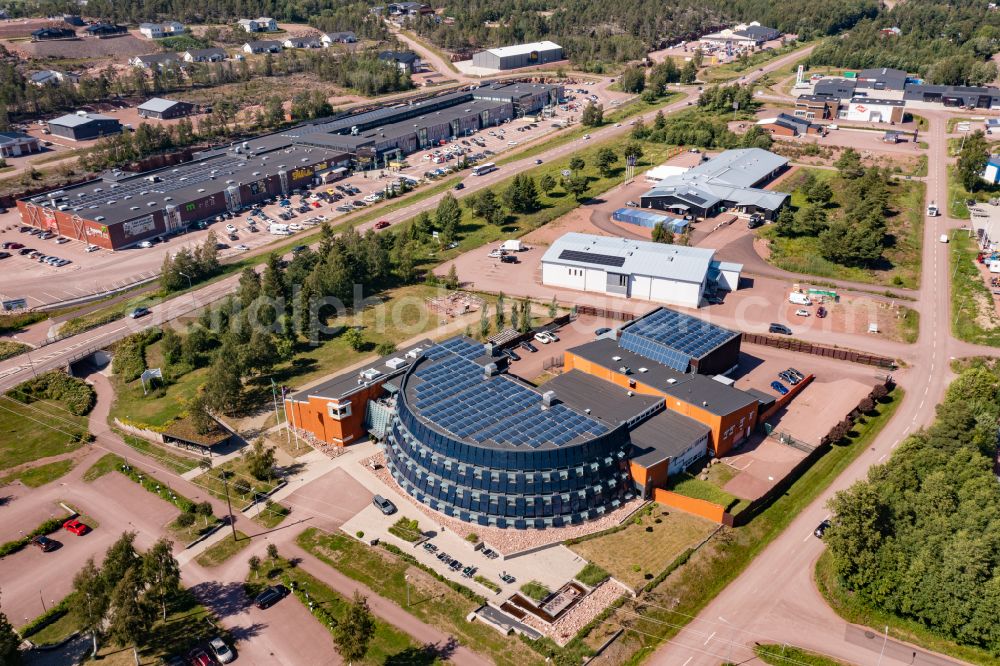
373, 495, 397, 515
0, 251, 9, 259
292, 245, 308, 254
520, 341, 537, 353
454, 182, 465, 190
228, 233, 238, 241
503, 348, 521, 362
254, 585, 289, 609
594, 327, 611, 336
768, 323, 792, 335
19, 247, 34, 255
500, 254, 518, 263
814, 519, 831, 538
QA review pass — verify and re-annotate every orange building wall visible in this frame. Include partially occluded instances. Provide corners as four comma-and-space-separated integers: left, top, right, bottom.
653, 489, 730, 524
565, 351, 757, 457
284, 381, 386, 446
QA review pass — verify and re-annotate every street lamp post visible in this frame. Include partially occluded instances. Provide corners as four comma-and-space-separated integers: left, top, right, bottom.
405, 574, 410, 607
13, 335, 36, 378
178, 271, 192, 290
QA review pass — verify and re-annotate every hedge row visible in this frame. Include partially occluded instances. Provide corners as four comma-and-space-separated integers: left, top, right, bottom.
7, 370, 95, 416
19, 595, 73, 639
0, 517, 64, 558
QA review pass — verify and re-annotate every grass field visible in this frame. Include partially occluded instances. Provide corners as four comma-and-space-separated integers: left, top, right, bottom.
597, 389, 904, 665
245, 556, 433, 666
195, 531, 251, 567
1, 459, 75, 487
0, 340, 28, 361
760, 169, 924, 289
297, 528, 545, 666
950, 232, 1000, 345
0, 397, 88, 471
664, 461, 750, 514
754, 643, 850, 666
569, 507, 715, 590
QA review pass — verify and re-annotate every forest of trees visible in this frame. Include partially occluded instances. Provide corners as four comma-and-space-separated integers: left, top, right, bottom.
772, 150, 891, 267
826, 361, 1000, 653
410, 0, 876, 67
808, 0, 1000, 84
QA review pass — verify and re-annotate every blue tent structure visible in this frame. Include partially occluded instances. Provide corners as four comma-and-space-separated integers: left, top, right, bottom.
612, 208, 688, 233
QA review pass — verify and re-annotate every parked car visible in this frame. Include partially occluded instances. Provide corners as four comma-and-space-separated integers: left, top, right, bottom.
794, 309, 811, 317
768, 323, 792, 335
85, 245, 99, 252
55, 236, 69, 244
814, 519, 831, 538
63, 518, 89, 535
594, 327, 611, 336
18, 248, 34, 255
816, 306, 827, 318
454, 182, 465, 190
0, 251, 8, 259
520, 341, 538, 353
30, 535, 58, 552
778, 370, 800, 386
787, 368, 805, 382
503, 348, 521, 362
500, 254, 518, 264
373, 495, 397, 515
625, 200, 639, 207
533, 332, 553, 344
2, 242, 23, 249
253, 585, 289, 609
770, 380, 789, 395
130, 307, 151, 319
209, 637, 235, 664
188, 648, 213, 666
138, 240, 153, 249
543, 330, 559, 342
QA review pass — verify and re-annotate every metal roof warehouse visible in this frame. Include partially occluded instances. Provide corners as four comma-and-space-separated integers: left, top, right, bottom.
18, 82, 561, 250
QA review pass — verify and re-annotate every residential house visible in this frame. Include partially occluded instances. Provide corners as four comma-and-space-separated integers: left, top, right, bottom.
320, 31, 356, 46
29, 70, 79, 87
387, 2, 430, 16
31, 27, 76, 41
378, 50, 420, 73
138, 21, 185, 39
83, 23, 127, 38
130, 53, 183, 69
182, 47, 227, 63
283, 36, 322, 49
243, 40, 283, 54
238, 17, 278, 33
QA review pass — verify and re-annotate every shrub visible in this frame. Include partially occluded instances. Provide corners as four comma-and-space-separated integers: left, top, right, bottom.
356, 530, 365, 538
7, 370, 95, 415
19, 595, 72, 639
175, 512, 196, 527
474, 574, 501, 593
575, 563, 610, 587
465, 532, 479, 543
111, 328, 162, 382
388, 517, 422, 542
520, 581, 550, 602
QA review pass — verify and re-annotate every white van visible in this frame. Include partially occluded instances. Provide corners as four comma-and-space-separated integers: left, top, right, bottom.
269, 223, 291, 236
939, 234, 949, 243
927, 203, 939, 217
788, 292, 813, 306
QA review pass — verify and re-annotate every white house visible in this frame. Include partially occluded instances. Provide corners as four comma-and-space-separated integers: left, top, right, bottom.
540, 232, 740, 308
139, 21, 185, 39
182, 48, 227, 63
239, 17, 278, 33
321, 31, 356, 46
243, 40, 283, 54
29, 70, 78, 87
283, 36, 322, 49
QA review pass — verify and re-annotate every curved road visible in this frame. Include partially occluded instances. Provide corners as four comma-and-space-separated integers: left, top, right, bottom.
641, 111, 989, 665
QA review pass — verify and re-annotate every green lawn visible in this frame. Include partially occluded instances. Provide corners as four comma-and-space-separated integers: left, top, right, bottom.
597, 389, 904, 665
83, 452, 125, 481
192, 458, 289, 529
815, 550, 1000, 666
569, 507, 715, 591
0, 340, 28, 361
118, 432, 203, 474
297, 528, 545, 666
947, 165, 973, 220
950, 232, 1000, 345
1, 459, 75, 487
760, 170, 924, 289
245, 556, 434, 666
664, 470, 741, 511
0, 397, 88, 471
195, 531, 251, 567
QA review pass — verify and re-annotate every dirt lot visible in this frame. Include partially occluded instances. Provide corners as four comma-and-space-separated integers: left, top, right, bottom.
0, 18, 62, 39
6, 34, 153, 62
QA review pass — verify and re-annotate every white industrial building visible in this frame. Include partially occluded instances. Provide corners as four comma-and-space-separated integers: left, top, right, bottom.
644, 164, 690, 184
472, 41, 563, 70
540, 232, 741, 308
841, 97, 905, 123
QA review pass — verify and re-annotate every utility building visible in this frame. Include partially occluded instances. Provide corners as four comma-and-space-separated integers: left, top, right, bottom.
47, 112, 122, 141
472, 41, 563, 70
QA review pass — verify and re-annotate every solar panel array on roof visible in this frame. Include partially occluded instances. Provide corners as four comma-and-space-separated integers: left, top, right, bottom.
410, 340, 609, 449
619, 308, 738, 371
558, 249, 626, 268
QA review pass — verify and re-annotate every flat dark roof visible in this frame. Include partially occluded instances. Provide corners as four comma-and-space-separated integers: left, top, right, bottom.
292, 339, 432, 402
542, 370, 661, 428
629, 409, 710, 468
662, 374, 758, 416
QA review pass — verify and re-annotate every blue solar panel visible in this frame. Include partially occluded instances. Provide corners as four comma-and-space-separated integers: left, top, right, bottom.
619, 308, 737, 371
411, 338, 610, 448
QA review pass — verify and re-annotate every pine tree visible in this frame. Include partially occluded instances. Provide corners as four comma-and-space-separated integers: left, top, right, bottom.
333, 593, 376, 664
107, 569, 152, 648
479, 304, 490, 338
495, 292, 506, 328
0, 591, 21, 666
204, 356, 242, 414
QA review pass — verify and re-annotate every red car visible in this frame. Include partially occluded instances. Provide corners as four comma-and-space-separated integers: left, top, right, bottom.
63, 518, 89, 535
188, 648, 212, 666
1, 242, 23, 249
374, 220, 390, 230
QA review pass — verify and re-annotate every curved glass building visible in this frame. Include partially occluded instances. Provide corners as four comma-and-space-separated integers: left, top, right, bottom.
385, 337, 635, 529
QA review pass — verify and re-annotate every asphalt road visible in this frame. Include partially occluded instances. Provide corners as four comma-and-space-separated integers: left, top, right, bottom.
641, 109, 992, 666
